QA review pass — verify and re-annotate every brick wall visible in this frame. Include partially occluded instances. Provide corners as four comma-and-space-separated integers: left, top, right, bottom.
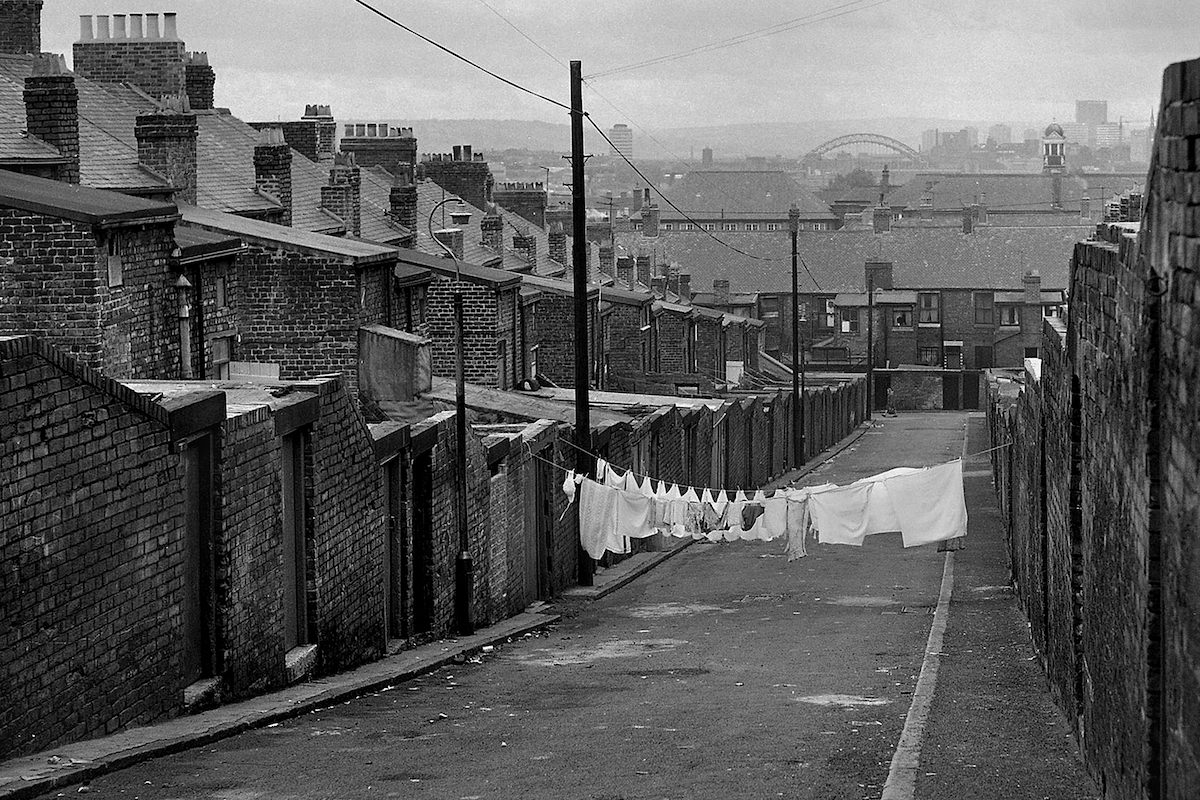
984, 55, 1200, 800
234, 244, 389, 392
421, 158, 493, 210
0, 211, 180, 379
530, 292, 596, 387
0, 0, 41, 55
73, 39, 186, 98
304, 378, 388, 672
216, 406, 288, 696
0, 338, 184, 757
655, 310, 689, 374
603, 302, 647, 384
425, 278, 512, 387
23, 71, 80, 183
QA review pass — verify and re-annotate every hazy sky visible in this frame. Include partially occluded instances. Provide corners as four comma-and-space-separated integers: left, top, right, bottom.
43, 0, 1198, 131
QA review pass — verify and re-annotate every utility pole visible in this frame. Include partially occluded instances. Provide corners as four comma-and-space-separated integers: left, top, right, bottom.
788, 206, 802, 468
866, 274, 875, 421
570, 60, 594, 586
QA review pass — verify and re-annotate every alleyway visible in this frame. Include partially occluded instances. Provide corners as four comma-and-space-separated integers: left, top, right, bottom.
45, 413, 1095, 800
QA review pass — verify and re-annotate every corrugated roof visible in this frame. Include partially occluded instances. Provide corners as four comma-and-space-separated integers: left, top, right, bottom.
179, 204, 397, 264
617, 226, 1088, 294
0, 168, 178, 224
652, 170, 833, 219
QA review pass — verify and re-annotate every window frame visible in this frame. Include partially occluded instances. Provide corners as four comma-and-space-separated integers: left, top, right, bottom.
997, 303, 1020, 327
106, 233, 123, 287
973, 292, 994, 326
917, 292, 940, 324
892, 305, 914, 329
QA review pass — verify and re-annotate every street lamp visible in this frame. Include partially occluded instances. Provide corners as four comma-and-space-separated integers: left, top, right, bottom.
788, 206, 804, 468
428, 198, 474, 636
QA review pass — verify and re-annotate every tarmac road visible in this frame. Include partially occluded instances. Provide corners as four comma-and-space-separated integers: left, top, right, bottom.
44, 412, 1094, 800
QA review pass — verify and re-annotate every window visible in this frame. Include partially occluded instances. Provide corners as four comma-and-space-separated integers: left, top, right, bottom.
919, 346, 941, 366
892, 306, 913, 328
214, 274, 227, 308
840, 307, 860, 334
918, 292, 940, 324
211, 336, 233, 379
813, 222, 828, 231
702, 223, 716, 231
106, 234, 123, 287
1024, 347, 1040, 358
823, 299, 835, 328
680, 222, 693, 231
745, 223, 760, 232
1044, 305, 1059, 318
663, 223, 674, 231
973, 292, 994, 325
766, 223, 780, 231
998, 304, 1020, 326
722, 222, 736, 231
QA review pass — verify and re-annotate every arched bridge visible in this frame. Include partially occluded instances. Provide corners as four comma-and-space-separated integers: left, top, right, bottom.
804, 133, 920, 161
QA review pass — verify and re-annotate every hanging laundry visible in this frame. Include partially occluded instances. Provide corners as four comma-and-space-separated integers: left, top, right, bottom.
885, 459, 968, 547
807, 482, 875, 546
850, 466, 921, 535
578, 479, 621, 560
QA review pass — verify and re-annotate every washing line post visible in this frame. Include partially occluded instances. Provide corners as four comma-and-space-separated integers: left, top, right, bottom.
570, 59, 594, 587
788, 206, 802, 468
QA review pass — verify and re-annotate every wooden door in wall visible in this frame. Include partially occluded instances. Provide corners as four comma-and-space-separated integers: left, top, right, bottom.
529, 455, 553, 601
962, 371, 981, 410
280, 431, 309, 652
382, 458, 407, 642
942, 375, 961, 410
411, 452, 435, 634
180, 434, 216, 685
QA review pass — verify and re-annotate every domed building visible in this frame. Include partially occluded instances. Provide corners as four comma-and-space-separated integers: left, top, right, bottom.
1042, 123, 1067, 174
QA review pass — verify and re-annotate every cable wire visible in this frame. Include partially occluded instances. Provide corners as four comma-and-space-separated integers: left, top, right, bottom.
585, 0, 893, 80
353, 0, 572, 112
472, 0, 568, 69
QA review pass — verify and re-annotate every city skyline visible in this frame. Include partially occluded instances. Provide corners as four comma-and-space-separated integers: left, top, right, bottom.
39, 0, 1190, 132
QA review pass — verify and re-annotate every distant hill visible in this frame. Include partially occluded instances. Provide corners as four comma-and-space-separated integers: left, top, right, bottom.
361, 117, 1019, 161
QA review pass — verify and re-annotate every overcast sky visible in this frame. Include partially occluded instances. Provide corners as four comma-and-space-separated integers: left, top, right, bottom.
44, 0, 1197, 131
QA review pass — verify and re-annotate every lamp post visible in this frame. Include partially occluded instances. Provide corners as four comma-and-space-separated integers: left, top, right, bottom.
428, 198, 474, 636
788, 206, 803, 468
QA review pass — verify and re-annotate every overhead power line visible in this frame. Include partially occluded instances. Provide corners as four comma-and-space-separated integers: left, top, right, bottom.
353, 0, 572, 112
472, 0, 568, 69
585, 0, 895, 81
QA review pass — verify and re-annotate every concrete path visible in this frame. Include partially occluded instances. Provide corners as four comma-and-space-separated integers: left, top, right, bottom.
9, 412, 1097, 799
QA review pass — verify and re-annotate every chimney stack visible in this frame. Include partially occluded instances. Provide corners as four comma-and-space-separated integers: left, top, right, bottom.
74, 12, 186, 98
419, 144, 493, 209
513, 232, 537, 265
616, 256, 635, 287
548, 222, 567, 265
714, 279, 730, 306
651, 275, 667, 297
493, 181, 547, 228
434, 228, 464, 261
136, 105, 198, 204
1080, 196, 1091, 220
1023, 270, 1042, 306
872, 205, 891, 234
678, 272, 691, 301
599, 244, 614, 277
481, 205, 504, 252
24, 54, 80, 184
389, 165, 418, 233
961, 206, 975, 234
864, 260, 894, 291
184, 51, 214, 111
919, 196, 933, 222
636, 255, 651, 289
642, 198, 660, 238
321, 152, 361, 237
254, 127, 293, 226
1, 0, 43, 55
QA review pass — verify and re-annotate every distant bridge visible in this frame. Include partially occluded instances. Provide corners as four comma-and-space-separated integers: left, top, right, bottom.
804, 133, 921, 161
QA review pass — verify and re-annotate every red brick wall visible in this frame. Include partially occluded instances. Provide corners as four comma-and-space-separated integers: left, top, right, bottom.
0, 339, 184, 758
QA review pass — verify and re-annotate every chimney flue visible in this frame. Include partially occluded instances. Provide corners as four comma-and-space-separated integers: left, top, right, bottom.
163, 12, 178, 40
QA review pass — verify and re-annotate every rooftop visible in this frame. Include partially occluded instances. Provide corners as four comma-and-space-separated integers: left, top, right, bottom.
651, 170, 834, 220
617, 225, 1089, 294
0, 168, 178, 225
179, 203, 398, 265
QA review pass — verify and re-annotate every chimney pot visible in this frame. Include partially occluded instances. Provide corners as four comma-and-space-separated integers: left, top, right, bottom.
145, 13, 159, 39
96, 15, 110, 40
449, 210, 471, 226
129, 14, 143, 39
112, 14, 127, 39
453, 145, 463, 161
463, 144, 473, 160
163, 12, 178, 40
79, 15, 94, 42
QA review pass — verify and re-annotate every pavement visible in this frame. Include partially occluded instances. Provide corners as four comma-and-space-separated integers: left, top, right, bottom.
1, 412, 1098, 800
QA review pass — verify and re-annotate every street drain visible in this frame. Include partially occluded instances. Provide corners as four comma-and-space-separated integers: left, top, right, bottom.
901, 605, 935, 615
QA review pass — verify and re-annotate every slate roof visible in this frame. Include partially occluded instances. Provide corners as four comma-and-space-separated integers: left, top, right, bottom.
0, 168, 178, 225
493, 203, 571, 277
358, 166, 412, 244
652, 170, 833, 220
0, 54, 167, 191
616, 226, 1090, 294
886, 172, 1145, 214
179, 204, 397, 265
414, 178, 502, 268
